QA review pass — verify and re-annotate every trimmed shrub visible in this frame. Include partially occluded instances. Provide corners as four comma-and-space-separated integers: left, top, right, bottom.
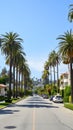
64, 86, 71, 103
0, 96, 5, 101
64, 86, 71, 97
64, 96, 69, 102
24, 90, 32, 96
5, 98, 12, 103
69, 96, 71, 103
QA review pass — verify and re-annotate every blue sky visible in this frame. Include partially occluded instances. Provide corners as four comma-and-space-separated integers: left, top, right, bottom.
0, 0, 73, 79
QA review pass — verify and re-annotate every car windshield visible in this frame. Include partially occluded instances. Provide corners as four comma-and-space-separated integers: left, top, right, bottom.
56, 96, 62, 98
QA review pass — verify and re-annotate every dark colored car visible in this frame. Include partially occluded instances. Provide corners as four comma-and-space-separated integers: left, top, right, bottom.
42, 94, 48, 99
49, 95, 54, 101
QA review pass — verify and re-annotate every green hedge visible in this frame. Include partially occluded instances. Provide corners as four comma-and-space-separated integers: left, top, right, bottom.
5, 98, 12, 103
64, 96, 69, 103
24, 90, 32, 96
0, 96, 5, 101
64, 103, 73, 110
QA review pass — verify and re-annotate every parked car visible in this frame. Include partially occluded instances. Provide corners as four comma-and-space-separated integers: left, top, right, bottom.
53, 95, 63, 103
49, 95, 54, 101
42, 94, 48, 99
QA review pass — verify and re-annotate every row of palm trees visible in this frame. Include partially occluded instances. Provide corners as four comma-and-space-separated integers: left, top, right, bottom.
0, 32, 31, 99
42, 4, 73, 103
42, 50, 60, 92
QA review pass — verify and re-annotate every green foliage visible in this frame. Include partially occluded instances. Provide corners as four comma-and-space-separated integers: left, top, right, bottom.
35, 84, 50, 96
60, 89, 64, 98
64, 86, 71, 97
64, 96, 69, 102
24, 90, 32, 96
0, 96, 5, 101
0, 75, 9, 84
36, 87, 44, 95
51, 85, 57, 95
0, 102, 10, 108
69, 96, 71, 103
5, 98, 12, 103
63, 86, 71, 103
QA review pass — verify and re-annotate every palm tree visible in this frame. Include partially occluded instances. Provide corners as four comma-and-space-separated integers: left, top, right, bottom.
14, 51, 26, 97
57, 29, 73, 103
55, 52, 61, 93
18, 54, 30, 96
23, 64, 31, 94
44, 61, 49, 84
49, 51, 57, 87
68, 4, 73, 22
1, 32, 23, 99
42, 69, 49, 85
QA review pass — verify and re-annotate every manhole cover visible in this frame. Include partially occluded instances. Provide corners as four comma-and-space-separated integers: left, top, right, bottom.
4, 126, 16, 129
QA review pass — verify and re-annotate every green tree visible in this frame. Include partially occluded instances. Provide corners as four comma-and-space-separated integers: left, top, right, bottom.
42, 69, 49, 85
49, 51, 57, 87
0, 67, 7, 76
44, 61, 49, 83
68, 4, 73, 22
57, 30, 73, 103
0, 75, 9, 84
54, 51, 61, 93
1, 32, 23, 99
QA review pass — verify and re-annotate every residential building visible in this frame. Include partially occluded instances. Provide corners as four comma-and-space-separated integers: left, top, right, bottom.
60, 72, 70, 90
0, 84, 7, 96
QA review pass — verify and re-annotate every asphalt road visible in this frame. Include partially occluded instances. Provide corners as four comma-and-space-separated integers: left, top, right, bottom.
0, 95, 73, 130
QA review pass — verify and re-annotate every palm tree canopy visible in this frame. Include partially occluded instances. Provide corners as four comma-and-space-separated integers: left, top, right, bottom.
1, 32, 23, 56
68, 4, 73, 22
44, 61, 49, 70
42, 69, 49, 79
57, 30, 73, 58
62, 55, 70, 64
49, 50, 57, 66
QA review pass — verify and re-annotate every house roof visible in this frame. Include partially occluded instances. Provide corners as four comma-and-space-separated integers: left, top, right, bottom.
60, 72, 69, 77
0, 84, 7, 88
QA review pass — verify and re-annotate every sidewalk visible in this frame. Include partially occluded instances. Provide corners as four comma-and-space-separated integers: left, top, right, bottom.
49, 100, 73, 129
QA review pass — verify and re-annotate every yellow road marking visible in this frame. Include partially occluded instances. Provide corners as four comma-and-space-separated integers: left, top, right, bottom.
32, 108, 35, 130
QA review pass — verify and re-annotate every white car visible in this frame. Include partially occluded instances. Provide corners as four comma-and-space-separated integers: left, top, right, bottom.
53, 95, 63, 103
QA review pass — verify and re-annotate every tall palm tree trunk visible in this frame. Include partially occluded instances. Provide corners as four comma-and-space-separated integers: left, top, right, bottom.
48, 74, 49, 84
24, 76, 28, 95
48, 67, 49, 84
19, 71, 21, 96
70, 57, 73, 103
57, 63, 59, 93
50, 66, 52, 86
13, 62, 15, 98
53, 66, 55, 87
16, 66, 18, 98
9, 56, 12, 99
21, 73, 23, 97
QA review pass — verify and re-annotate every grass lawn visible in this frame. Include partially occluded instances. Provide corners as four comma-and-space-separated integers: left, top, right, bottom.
0, 96, 27, 109
64, 103, 73, 110
0, 102, 10, 109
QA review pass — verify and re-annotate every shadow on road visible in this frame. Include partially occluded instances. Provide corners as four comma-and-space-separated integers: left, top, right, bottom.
16, 103, 59, 108
15, 97, 59, 108
0, 96, 59, 114
0, 109, 20, 115
4, 125, 16, 129
9, 96, 59, 109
